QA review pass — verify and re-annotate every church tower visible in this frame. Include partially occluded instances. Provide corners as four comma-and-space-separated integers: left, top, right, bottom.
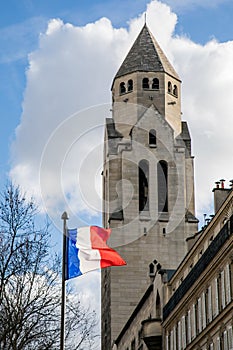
101, 24, 198, 349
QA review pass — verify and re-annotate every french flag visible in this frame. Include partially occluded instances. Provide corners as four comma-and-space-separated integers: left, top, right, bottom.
65, 226, 126, 280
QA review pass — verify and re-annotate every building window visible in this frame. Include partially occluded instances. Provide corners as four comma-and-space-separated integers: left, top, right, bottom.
207, 285, 213, 323
181, 315, 186, 349
197, 297, 202, 333
149, 129, 156, 147
170, 329, 174, 350
225, 264, 231, 304
220, 270, 226, 309
173, 85, 178, 97
187, 310, 191, 344
223, 330, 228, 350
216, 337, 221, 350
214, 277, 219, 316
152, 78, 159, 89
139, 160, 149, 212
173, 325, 177, 350
120, 82, 126, 94
178, 321, 182, 350
227, 326, 233, 349
166, 334, 169, 350
202, 292, 207, 329
158, 160, 168, 212
192, 303, 197, 339
142, 77, 149, 89
168, 81, 172, 93
128, 79, 133, 92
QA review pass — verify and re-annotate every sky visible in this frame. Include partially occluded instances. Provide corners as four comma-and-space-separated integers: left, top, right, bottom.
1, 0, 233, 227
1, 1, 233, 346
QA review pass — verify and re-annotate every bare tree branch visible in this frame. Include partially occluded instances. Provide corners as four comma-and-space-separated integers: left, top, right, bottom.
0, 183, 98, 350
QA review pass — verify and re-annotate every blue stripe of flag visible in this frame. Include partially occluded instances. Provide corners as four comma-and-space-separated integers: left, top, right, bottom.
66, 228, 82, 280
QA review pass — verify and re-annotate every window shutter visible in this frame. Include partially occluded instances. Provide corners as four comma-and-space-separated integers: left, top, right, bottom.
187, 310, 191, 344
228, 325, 233, 349
202, 292, 206, 329
198, 297, 202, 332
225, 264, 231, 304
221, 270, 226, 309
223, 330, 228, 350
173, 325, 177, 350
216, 337, 221, 350
192, 304, 196, 338
182, 316, 186, 349
166, 334, 169, 350
208, 285, 212, 323
171, 329, 174, 350
178, 321, 182, 350
214, 277, 219, 316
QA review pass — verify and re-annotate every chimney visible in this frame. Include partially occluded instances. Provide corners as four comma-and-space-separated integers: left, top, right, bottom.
212, 179, 231, 213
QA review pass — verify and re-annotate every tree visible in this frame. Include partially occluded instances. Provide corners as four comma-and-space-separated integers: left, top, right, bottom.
0, 183, 98, 350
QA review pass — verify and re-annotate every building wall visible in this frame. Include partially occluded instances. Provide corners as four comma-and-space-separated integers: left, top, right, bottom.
163, 191, 233, 350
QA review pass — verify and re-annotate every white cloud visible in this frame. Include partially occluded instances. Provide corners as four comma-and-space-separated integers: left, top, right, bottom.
10, 0, 233, 232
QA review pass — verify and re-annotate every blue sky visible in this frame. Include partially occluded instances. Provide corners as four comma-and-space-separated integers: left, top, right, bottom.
1, 0, 233, 221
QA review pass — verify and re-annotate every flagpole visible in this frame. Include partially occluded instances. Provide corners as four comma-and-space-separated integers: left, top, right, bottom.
60, 211, 68, 350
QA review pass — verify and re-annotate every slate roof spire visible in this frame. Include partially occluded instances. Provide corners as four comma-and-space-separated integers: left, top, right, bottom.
114, 24, 180, 81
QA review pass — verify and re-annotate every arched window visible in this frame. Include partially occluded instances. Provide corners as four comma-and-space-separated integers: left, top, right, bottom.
157, 160, 168, 212
139, 160, 149, 212
152, 78, 159, 90
173, 85, 178, 97
168, 81, 172, 93
142, 78, 149, 89
128, 79, 133, 92
149, 129, 156, 147
120, 82, 126, 94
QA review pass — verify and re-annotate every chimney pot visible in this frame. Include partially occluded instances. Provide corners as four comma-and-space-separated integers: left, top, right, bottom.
220, 179, 225, 189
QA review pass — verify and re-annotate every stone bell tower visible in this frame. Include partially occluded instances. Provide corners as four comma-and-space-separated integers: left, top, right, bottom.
101, 24, 198, 349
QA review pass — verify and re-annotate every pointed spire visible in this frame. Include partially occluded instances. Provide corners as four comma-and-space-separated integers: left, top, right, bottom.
114, 24, 180, 81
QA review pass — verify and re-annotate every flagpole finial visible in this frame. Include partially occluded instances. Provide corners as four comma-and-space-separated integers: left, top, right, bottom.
61, 211, 69, 220
144, 12, 147, 24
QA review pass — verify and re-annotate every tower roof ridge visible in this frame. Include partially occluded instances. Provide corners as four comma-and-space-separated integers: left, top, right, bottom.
114, 24, 180, 81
